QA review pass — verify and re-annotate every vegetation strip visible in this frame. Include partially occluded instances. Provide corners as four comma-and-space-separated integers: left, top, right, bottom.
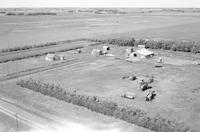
0, 46, 83, 63
17, 79, 196, 132
88, 38, 200, 54
0, 39, 86, 54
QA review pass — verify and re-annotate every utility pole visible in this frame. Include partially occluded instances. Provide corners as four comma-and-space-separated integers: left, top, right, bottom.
16, 113, 19, 132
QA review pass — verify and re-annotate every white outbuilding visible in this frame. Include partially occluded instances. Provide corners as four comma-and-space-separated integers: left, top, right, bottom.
45, 53, 57, 61
45, 53, 63, 61
125, 47, 134, 58
136, 48, 154, 58
102, 46, 110, 54
91, 49, 103, 56
138, 45, 145, 49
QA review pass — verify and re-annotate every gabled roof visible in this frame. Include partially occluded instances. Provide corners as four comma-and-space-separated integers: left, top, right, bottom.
136, 48, 154, 56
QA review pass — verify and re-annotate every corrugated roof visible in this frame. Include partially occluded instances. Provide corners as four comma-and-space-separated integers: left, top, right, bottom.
136, 48, 154, 56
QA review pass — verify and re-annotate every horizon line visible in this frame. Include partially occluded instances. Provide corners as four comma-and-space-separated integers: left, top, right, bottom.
0, 7, 200, 8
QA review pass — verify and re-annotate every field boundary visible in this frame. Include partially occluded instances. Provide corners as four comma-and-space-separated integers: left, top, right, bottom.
0, 59, 82, 82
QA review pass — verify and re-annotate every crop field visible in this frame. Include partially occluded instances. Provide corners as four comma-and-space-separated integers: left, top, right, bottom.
1, 13, 200, 49
2, 44, 199, 131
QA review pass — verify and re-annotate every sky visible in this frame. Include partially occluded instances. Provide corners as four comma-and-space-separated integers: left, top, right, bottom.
0, 0, 199, 8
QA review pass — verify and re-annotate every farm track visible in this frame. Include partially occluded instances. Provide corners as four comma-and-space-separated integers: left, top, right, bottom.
0, 59, 83, 82
0, 40, 101, 63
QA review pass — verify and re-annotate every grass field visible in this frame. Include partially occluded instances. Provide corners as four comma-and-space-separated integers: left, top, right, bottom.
1, 13, 200, 49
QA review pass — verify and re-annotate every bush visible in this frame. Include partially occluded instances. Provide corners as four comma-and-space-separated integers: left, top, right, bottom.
17, 79, 196, 132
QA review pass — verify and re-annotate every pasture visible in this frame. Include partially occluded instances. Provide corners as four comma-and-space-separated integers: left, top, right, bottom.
1, 14, 200, 49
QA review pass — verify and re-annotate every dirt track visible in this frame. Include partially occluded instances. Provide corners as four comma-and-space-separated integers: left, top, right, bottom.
0, 59, 82, 81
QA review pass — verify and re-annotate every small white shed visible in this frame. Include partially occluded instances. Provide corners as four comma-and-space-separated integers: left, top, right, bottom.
45, 53, 56, 61
91, 49, 103, 56
138, 45, 145, 49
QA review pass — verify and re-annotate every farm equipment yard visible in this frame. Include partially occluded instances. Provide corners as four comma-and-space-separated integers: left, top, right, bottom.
0, 40, 200, 131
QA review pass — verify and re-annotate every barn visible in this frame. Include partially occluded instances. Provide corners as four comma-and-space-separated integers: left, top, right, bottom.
45, 53, 60, 61
136, 48, 154, 58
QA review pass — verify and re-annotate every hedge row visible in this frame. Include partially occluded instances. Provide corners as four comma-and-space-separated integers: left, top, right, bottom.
0, 39, 86, 53
88, 38, 200, 53
0, 42, 57, 53
17, 79, 196, 132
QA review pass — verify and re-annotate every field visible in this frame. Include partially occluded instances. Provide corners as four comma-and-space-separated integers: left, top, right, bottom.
1, 8, 200, 132
1, 11, 200, 49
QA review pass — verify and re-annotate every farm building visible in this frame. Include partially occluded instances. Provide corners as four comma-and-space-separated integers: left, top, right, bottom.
125, 47, 134, 58
102, 46, 110, 54
91, 49, 103, 56
59, 54, 65, 60
45, 53, 61, 61
102, 46, 110, 51
129, 52, 137, 58
136, 48, 154, 58
138, 45, 146, 49
45, 53, 56, 61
